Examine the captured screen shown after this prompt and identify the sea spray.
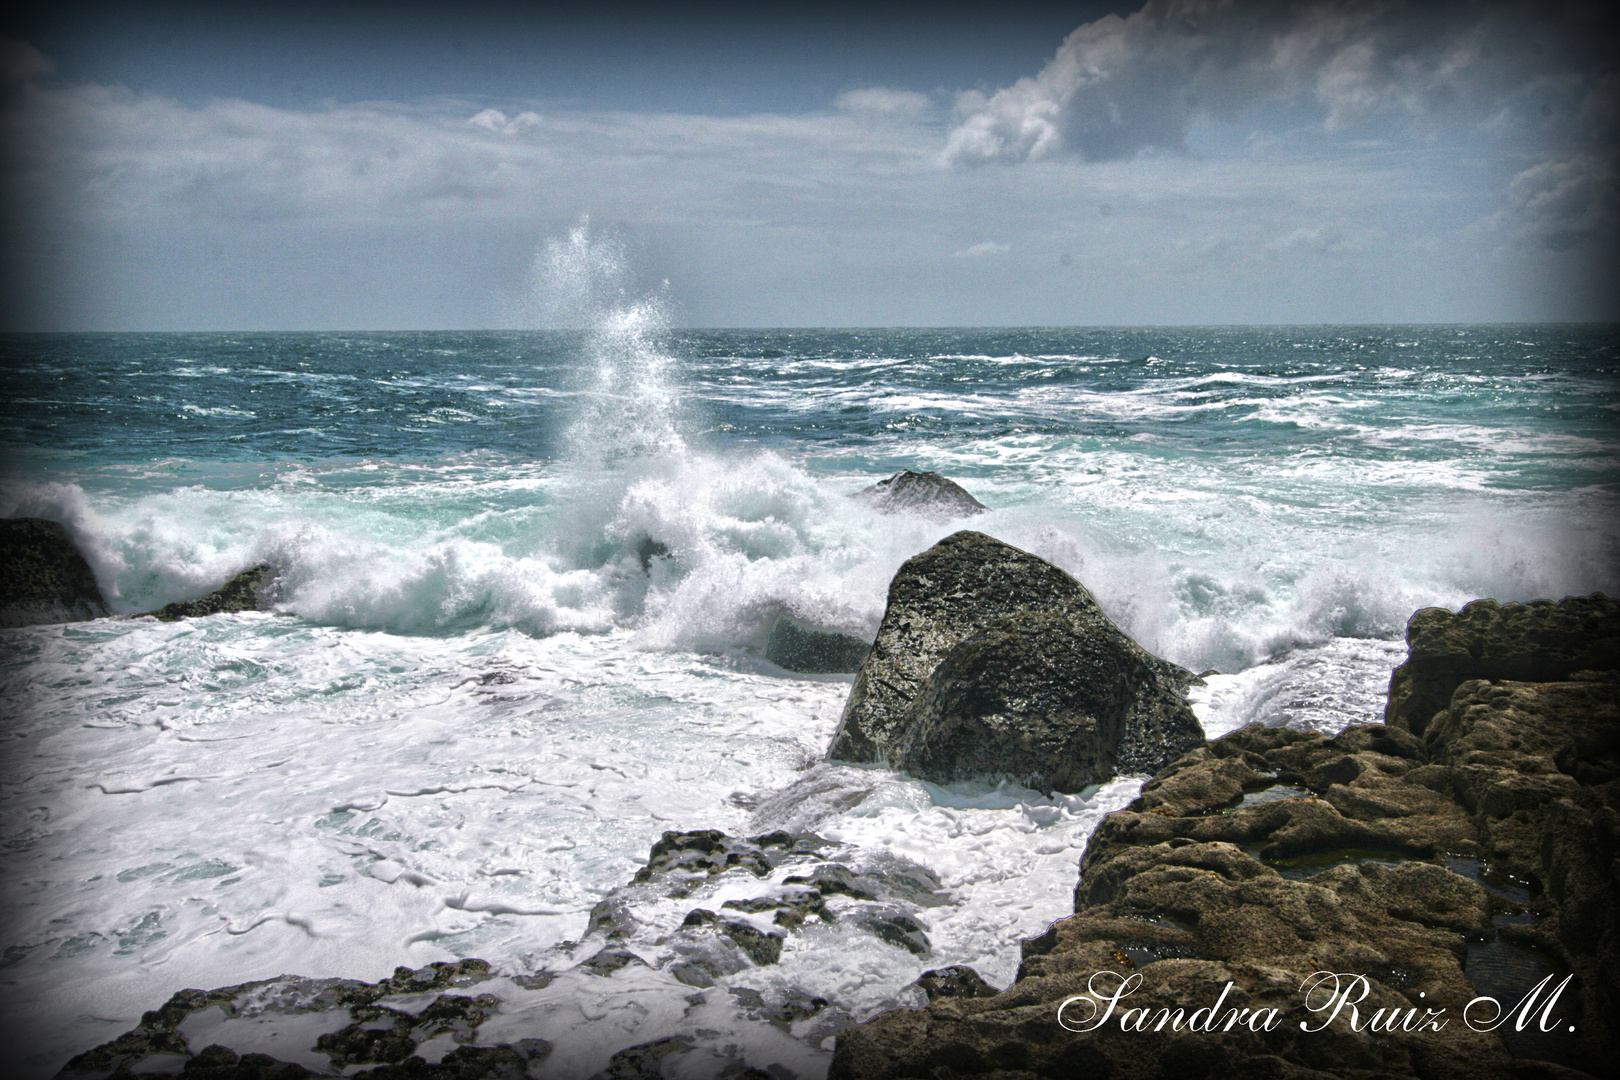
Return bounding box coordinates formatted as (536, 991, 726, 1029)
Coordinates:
(529, 219, 688, 471)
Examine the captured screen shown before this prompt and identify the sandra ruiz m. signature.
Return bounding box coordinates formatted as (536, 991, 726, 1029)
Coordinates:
(1057, 971, 1575, 1037)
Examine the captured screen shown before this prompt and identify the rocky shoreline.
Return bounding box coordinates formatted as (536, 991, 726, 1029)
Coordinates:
(828, 593, 1619, 1080)
(9, 514, 1619, 1079)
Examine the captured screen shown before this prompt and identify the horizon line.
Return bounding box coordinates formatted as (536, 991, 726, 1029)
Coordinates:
(5, 320, 1618, 335)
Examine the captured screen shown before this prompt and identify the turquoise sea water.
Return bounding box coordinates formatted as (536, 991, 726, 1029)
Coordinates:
(1, 319, 1616, 1076)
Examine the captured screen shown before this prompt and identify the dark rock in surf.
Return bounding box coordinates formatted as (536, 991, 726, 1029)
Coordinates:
(852, 470, 987, 519)
(764, 614, 872, 674)
(588, 1037, 697, 1080)
(0, 517, 109, 626)
(55, 960, 505, 1079)
(910, 965, 1000, 1002)
(894, 610, 1202, 791)
(1385, 593, 1620, 736)
(635, 536, 669, 572)
(827, 531, 1201, 791)
(147, 564, 277, 621)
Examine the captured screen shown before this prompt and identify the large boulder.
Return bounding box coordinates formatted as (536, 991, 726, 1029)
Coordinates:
(852, 470, 987, 519)
(1385, 594, 1620, 736)
(147, 564, 277, 621)
(0, 517, 108, 626)
(827, 531, 1202, 791)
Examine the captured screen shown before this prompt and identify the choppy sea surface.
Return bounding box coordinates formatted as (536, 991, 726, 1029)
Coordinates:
(2, 301, 1617, 1075)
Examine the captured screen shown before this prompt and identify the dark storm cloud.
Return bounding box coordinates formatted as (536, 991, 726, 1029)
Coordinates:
(944, 0, 1618, 166)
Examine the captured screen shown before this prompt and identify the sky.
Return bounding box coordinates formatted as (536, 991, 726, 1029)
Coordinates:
(1, 0, 1616, 329)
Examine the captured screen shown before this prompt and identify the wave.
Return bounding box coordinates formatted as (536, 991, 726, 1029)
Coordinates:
(7, 444, 1614, 686)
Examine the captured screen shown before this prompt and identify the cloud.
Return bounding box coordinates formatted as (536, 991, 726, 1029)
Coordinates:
(942, 0, 1618, 167)
(1, 22, 1612, 328)
(0, 73, 940, 232)
(1478, 153, 1618, 250)
(951, 240, 1010, 258)
(836, 87, 932, 119)
(1264, 223, 1383, 256)
(467, 108, 542, 135)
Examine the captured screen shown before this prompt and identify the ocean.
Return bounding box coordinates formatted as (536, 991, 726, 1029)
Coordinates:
(2, 263, 1617, 1075)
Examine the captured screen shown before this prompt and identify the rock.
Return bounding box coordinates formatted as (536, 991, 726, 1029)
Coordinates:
(54, 961, 499, 1079)
(0, 517, 108, 626)
(852, 470, 987, 519)
(827, 531, 1202, 791)
(763, 614, 872, 674)
(830, 629, 1620, 1079)
(853, 909, 931, 957)
(911, 966, 1000, 1002)
(1385, 594, 1620, 737)
(147, 564, 277, 621)
(629, 829, 826, 886)
(894, 610, 1203, 791)
(721, 891, 831, 931)
(588, 1036, 693, 1080)
(635, 536, 669, 572)
(1423, 674, 1620, 1066)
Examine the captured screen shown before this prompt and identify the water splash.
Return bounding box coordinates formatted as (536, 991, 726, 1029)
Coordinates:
(528, 218, 686, 470)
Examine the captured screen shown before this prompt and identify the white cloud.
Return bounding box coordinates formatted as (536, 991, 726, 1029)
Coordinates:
(1264, 223, 1384, 256)
(467, 108, 543, 135)
(952, 240, 1010, 258)
(0, 77, 940, 231)
(836, 87, 932, 119)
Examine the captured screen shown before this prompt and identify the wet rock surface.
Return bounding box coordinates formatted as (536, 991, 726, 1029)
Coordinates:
(910, 966, 1001, 1003)
(1385, 594, 1620, 737)
(851, 470, 987, 519)
(55, 960, 513, 1079)
(0, 517, 109, 626)
(146, 564, 279, 621)
(763, 614, 872, 674)
(830, 598, 1620, 1080)
(827, 531, 1202, 790)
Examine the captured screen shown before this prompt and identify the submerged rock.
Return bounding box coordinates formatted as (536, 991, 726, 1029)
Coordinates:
(851, 470, 986, 519)
(147, 564, 277, 621)
(635, 536, 669, 572)
(832, 607, 1620, 1080)
(763, 614, 872, 673)
(0, 517, 108, 626)
(581, 826, 944, 988)
(827, 531, 1202, 791)
(1385, 594, 1620, 737)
